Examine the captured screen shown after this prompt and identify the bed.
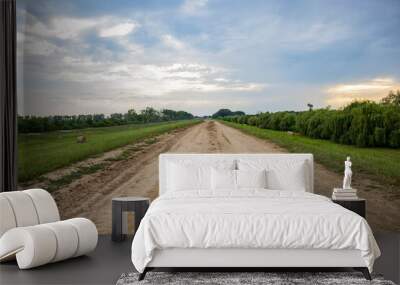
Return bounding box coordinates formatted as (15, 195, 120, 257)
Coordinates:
(131, 154, 380, 280)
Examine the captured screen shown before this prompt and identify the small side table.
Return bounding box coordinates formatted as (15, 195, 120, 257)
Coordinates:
(332, 198, 366, 218)
(112, 197, 150, 242)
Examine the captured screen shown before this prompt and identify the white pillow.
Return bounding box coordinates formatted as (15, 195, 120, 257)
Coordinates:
(167, 160, 236, 192)
(236, 169, 267, 189)
(167, 162, 211, 191)
(211, 168, 236, 191)
(267, 163, 306, 191)
(238, 159, 307, 191)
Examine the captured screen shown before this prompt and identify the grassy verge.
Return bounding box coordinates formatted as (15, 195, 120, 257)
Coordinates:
(221, 120, 400, 187)
(46, 163, 107, 192)
(18, 120, 201, 182)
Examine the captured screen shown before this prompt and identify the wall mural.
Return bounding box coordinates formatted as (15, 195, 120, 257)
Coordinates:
(16, 0, 400, 234)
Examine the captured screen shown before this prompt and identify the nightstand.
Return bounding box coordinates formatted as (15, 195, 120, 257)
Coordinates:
(112, 197, 150, 242)
(332, 198, 366, 218)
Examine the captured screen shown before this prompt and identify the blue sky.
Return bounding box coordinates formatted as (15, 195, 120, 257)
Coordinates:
(17, 0, 400, 116)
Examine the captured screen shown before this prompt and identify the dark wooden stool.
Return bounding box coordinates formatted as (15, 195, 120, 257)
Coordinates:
(112, 197, 150, 242)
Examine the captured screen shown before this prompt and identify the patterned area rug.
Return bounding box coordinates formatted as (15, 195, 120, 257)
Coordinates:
(116, 272, 395, 285)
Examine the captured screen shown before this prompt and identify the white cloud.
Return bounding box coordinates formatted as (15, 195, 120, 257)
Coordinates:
(17, 30, 61, 56)
(25, 12, 138, 41)
(26, 37, 59, 56)
(216, 14, 351, 57)
(21, 12, 143, 56)
(99, 21, 137, 37)
(28, 14, 99, 40)
(214, 78, 229, 82)
(18, 6, 268, 116)
(161, 34, 185, 50)
(279, 22, 349, 51)
(181, 0, 208, 15)
(325, 77, 400, 107)
(53, 58, 265, 96)
(115, 37, 143, 54)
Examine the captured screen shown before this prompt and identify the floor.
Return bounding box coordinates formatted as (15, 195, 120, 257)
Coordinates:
(0, 236, 133, 285)
(0, 233, 399, 285)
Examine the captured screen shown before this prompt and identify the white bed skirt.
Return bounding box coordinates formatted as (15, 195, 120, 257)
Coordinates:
(148, 248, 366, 268)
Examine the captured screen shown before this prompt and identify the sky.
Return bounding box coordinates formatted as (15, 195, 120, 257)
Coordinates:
(16, 0, 400, 116)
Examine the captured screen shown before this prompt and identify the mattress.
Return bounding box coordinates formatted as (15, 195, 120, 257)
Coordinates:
(131, 190, 380, 273)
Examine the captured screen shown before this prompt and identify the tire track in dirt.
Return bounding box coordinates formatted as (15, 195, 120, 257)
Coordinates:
(50, 120, 399, 233)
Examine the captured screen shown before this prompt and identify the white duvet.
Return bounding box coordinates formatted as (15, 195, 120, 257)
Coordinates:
(131, 190, 380, 273)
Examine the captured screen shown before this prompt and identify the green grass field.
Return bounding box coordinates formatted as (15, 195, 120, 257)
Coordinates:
(18, 120, 201, 182)
(221, 121, 400, 187)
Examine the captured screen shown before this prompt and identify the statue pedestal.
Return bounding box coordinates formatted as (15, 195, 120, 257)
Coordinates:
(332, 188, 358, 200)
(333, 188, 357, 192)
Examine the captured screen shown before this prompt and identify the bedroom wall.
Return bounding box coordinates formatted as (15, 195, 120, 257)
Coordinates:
(16, 0, 400, 233)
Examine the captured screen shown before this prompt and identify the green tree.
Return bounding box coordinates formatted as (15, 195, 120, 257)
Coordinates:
(381, 90, 400, 106)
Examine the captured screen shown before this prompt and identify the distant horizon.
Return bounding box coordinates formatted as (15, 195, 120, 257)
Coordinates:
(17, 93, 397, 118)
(17, 88, 400, 117)
(16, 0, 400, 117)
(16, 104, 312, 117)
(17, 106, 241, 118)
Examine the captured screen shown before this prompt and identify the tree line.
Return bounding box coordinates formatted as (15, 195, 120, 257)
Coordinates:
(211, 109, 245, 118)
(18, 107, 194, 133)
(221, 90, 400, 148)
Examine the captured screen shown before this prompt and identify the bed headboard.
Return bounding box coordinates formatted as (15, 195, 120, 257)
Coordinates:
(159, 153, 314, 195)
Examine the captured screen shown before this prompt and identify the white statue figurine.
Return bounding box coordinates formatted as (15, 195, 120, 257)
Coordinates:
(343, 156, 352, 189)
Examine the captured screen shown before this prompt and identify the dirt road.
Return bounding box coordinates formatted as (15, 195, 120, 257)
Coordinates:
(52, 120, 400, 233)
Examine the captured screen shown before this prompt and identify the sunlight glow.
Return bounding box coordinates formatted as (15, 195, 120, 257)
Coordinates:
(325, 78, 400, 107)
